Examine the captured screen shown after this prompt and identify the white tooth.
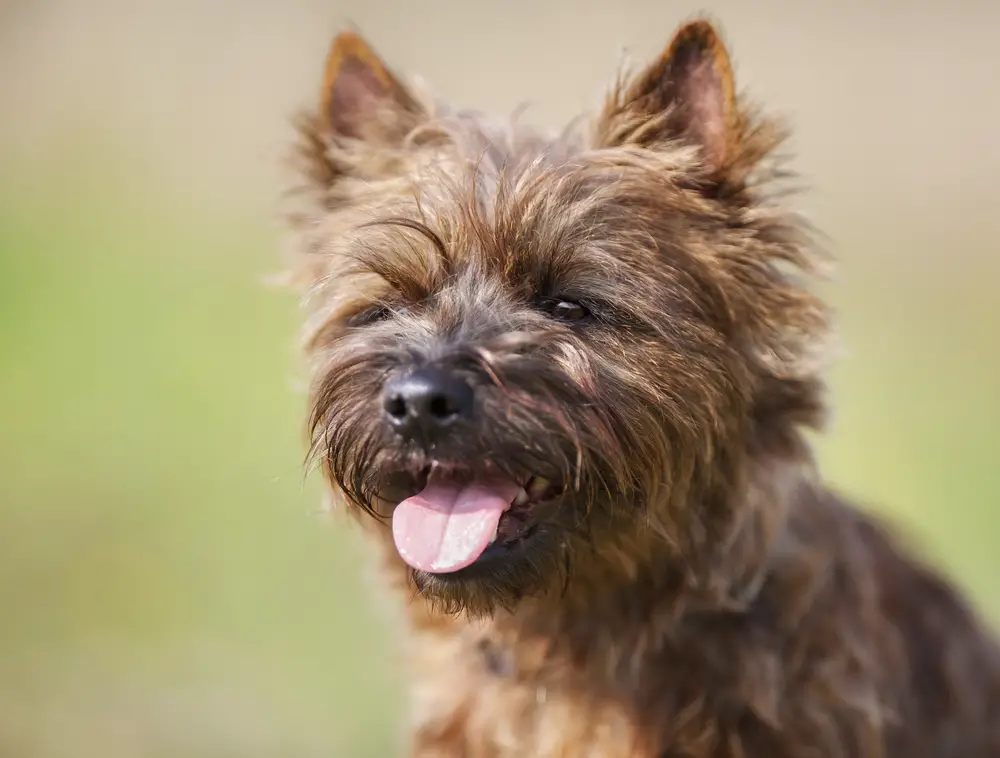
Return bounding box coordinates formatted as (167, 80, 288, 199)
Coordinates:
(514, 487, 529, 507)
(488, 523, 499, 545)
(527, 477, 550, 498)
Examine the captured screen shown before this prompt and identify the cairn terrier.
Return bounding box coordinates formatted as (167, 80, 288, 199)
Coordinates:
(282, 18, 1000, 757)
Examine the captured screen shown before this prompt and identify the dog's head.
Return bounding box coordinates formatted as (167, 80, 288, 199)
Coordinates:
(286, 21, 829, 617)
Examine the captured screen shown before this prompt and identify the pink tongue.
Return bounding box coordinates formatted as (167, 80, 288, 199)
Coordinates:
(391, 474, 520, 573)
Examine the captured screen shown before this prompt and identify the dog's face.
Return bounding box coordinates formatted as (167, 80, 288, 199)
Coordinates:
(289, 23, 827, 616)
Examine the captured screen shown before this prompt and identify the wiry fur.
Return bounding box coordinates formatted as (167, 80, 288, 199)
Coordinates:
(281, 21, 1000, 757)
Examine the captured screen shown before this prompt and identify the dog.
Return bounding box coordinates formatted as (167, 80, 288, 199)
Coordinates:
(282, 18, 1000, 757)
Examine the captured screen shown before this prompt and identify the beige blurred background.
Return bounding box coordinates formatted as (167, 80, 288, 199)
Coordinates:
(1, 1, 998, 756)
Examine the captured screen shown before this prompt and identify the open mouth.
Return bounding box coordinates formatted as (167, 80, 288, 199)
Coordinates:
(390, 467, 561, 574)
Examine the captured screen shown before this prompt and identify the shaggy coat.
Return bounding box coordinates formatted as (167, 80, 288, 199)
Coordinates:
(283, 19, 1000, 758)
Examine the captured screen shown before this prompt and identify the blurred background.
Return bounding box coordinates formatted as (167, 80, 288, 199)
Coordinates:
(1, 1, 998, 755)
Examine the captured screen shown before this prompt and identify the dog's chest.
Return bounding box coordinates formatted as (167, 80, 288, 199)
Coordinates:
(407, 632, 655, 758)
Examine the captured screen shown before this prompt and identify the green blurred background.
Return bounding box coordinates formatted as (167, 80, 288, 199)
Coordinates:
(1, 1, 997, 755)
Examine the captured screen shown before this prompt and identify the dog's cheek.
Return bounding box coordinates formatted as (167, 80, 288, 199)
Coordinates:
(549, 339, 602, 397)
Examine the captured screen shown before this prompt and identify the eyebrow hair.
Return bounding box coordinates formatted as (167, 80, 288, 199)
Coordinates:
(359, 216, 451, 265)
(345, 216, 453, 300)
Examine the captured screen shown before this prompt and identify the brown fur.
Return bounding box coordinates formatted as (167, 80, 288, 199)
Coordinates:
(281, 19, 1000, 757)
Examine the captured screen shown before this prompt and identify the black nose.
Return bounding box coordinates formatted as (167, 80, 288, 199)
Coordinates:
(382, 366, 474, 442)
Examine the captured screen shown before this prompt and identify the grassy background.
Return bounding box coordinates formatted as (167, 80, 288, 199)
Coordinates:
(1, 2, 997, 756)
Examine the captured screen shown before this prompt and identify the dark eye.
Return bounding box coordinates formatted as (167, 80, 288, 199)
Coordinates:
(549, 300, 589, 322)
(348, 304, 390, 327)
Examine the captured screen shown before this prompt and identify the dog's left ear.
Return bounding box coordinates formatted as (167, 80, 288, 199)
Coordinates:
(319, 31, 426, 140)
(597, 20, 741, 181)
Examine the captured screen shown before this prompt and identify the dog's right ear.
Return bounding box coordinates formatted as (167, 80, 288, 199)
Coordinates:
(596, 20, 747, 185)
(320, 31, 425, 140)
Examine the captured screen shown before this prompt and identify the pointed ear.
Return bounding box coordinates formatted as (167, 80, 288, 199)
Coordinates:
(599, 20, 741, 178)
(320, 31, 424, 140)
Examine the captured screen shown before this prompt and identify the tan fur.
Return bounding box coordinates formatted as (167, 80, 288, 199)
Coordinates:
(281, 20, 1000, 758)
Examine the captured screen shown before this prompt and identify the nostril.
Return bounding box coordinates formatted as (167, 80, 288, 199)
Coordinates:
(384, 393, 408, 420)
(428, 393, 458, 420)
